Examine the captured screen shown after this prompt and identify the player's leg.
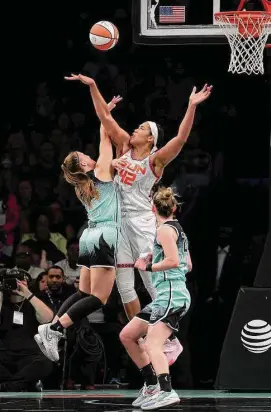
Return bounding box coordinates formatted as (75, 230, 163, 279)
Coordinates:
(120, 316, 150, 369)
(54, 266, 91, 323)
(142, 321, 180, 410)
(146, 321, 172, 377)
(119, 310, 160, 407)
(116, 219, 141, 319)
(38, 228, 91, 328)
(38, 227, 116, 361)
(34, 237, 91, 358)
(60, 226, 117, 325)
(51, 229, 92, 324)
(141, 307, 181, 410)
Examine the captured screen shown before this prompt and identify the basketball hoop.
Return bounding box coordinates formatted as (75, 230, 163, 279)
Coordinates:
(215, 11, 271, 75)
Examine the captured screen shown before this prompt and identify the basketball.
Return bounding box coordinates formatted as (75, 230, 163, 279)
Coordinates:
(89, 21, 119, 51)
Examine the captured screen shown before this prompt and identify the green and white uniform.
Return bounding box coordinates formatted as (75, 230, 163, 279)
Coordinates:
(78, 170, 121, 269)
(136, 220, 190, 331)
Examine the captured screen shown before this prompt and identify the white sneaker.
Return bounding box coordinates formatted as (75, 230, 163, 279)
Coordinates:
(132, 383, 160, 408)
(141, 389, 180, 410)
(38, 324, 63, 362)
(163, 338, 183, 366)
(34, 333, 50, 358)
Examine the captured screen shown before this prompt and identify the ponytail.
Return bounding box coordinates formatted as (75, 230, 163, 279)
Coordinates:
(153, 186, 178, 218)
(61, 163, 99, 207)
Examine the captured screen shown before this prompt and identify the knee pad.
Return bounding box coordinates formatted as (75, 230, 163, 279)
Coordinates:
(116, 267, 138, 304)
(67, 294, 103, 323)
(57, 289, 89, 317)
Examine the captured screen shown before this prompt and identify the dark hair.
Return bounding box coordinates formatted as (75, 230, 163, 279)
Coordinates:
(35, 271, 48, 283)
(153, 187, 178, 218)
(31, 271, 47, 294)
(21, 240, 42, 256)
(61, 151, 99, 207)
(156, 123, 164, 149)
(47, 265, 64, 276)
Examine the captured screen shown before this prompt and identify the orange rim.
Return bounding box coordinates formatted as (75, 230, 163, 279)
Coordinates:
(215, 11, 271, 38)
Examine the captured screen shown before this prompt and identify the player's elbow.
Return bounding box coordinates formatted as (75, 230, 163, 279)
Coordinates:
(169, 258, 179, 268)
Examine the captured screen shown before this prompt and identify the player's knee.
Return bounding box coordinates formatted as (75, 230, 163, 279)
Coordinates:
(116, 275, 138, 303)
(94, 295, 107, 305)
(144, 335, 154, 354)
(119, 326, 133, 347)
(121, 289, 138, 304)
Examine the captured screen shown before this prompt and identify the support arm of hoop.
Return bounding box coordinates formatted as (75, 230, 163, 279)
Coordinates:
(237, 0, 271, 12)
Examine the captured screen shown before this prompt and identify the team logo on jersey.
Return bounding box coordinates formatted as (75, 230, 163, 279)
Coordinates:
(119, 160, 147, 186)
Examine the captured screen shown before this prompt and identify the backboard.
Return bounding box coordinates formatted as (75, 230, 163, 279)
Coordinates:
(133, 0, 271, 45)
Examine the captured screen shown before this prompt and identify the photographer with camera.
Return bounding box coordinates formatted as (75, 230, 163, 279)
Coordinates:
(0, 268, 53, 391)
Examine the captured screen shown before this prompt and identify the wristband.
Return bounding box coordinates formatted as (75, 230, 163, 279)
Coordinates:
(146, 263, 153, 272)
(27, 293, 34, 302)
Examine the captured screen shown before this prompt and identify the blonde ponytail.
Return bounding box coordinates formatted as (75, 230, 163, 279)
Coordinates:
(61, 152, 99, 207)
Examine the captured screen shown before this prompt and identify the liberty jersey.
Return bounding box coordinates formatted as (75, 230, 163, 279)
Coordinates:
(136, 220, 191, 329)
(78, 171, 120, 269)
(152, 220, 189, 289)
(85, 171, 121, 227)
(114, 150, 159, 213)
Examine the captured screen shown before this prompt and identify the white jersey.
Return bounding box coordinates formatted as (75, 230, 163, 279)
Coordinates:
(114, 150, 159, 214)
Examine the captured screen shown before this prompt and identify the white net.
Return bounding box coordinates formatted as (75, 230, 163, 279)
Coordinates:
(215, 12, 271, 75)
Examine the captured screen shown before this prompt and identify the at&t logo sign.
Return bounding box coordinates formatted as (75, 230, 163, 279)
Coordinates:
(241, 319, 271, 354)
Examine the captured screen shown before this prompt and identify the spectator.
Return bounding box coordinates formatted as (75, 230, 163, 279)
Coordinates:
(49, 201, 75, 240)
(38, 266, 75, 313)
(0, 181, 20, 265)
(0, 152, 17, 194)
(33, 177, 56, 205)
(34, 141, 59, 183)
(17, 180, 37, 234)
(7, 131, 31, 175)
(0, 271, 53, 391)
(35, 82, 55, 119)
(32, 272, 48, 294)
(38, 266, 77, 389)
(56, 238, 80, 285)
(29, 130, 44, 155)
(21, 212, 67, 263)
(13, 243, 44, 280)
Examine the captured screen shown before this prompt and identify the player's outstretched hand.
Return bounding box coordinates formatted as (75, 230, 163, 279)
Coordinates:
(108, 95, 123, 112)
(112, 158, 127, 172)
(189, 84, 213, 106)
(64, 74, 95, 86)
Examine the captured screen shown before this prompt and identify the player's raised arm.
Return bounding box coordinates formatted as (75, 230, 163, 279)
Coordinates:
(152, 84, 212, 172)
(95, 124, 114, 181)
(65, 74, 130, 151)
